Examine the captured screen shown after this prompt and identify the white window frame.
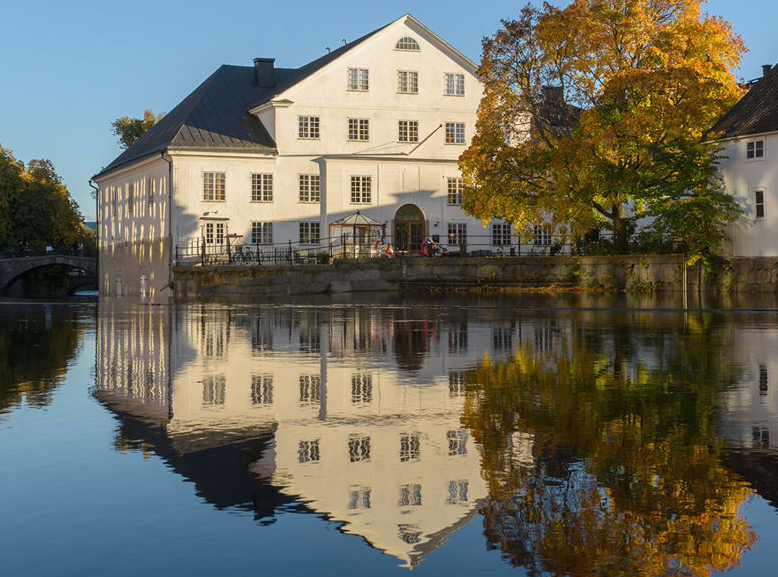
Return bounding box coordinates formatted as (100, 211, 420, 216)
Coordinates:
(447, 177, 463, 206)
(444, 73, 465, 96)
(350, 176, 372, 204)
(348, 118, 370, 141)
(299, 174, 321, 203)
(445, 122, 466, 145)
(127, 182, 134, 214)
(397, 70, 419, 94)
(298, 116, 320, 140)
(395, 37, 420, 51)
(251, 173, 273, 203)
(747, 140, 765, 160)
(147, 177, 155, 206)
(203, 172, 226, 201)
(447, 223, 467, 246)
(250, 221, 273, 245)
(347, 67, 369, 91)
(533, 224, 552, 246)
(398, 120, 419, 143)
(492, 223, 512, 246)
(755, 189, 766, 219)
(299, 222, 321, 245)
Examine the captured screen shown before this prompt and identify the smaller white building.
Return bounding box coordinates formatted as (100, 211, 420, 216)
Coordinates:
(715, 63, 778, 256)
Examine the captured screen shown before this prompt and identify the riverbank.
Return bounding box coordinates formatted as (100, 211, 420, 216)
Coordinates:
(170, 255, 778, 301)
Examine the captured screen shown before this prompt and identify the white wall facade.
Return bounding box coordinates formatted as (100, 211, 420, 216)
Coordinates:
(719, 132, 778, 256)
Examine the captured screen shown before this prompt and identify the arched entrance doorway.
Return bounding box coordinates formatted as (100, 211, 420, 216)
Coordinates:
(394, 204, 425, 253)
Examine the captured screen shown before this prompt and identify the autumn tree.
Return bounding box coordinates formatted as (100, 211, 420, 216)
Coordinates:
(462, 314, 758, 576)
(0, 144, 87, 252)
(460, 0, 745, 255)
(111, 109, 162, 149)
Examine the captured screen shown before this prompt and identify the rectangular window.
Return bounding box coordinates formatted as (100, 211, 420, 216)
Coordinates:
(202, 375, 226, 406)
(299, 222, 321, 245)
(147, 177, 155, 206)
(449, 371, 466, 397)
(251, 173, 273, 202)
(447, 223, 467, 246)
(128, 182, 134, 214)
(348, 435, 371, 462)
(755, 189, 765, 219)
(448, 325, 467, 354)
(298, 440, 320, 463)
(350, 176, 372, 204)
(446, 480, 469, 504)
(215, 222, 225, 245)
(347, 67, 369, 91)
(747, 140, 765, 159)
(533, 224, 552, 246)
(447, 177, 463, 205)
(445, 73, 465, 96)
(298, 116, 320, 139)
(445, 122, 466, 144)
(398, 484, 422, 507)
(204, 222, 214, 244)
(299, 375, 321, 405)
(399, 434, 421, 462)
(251, 221, 273, 245)
(203, 172, 226, 201)
(397, 70, 419, 94)
(348, 118, 369, 141)
(447, 430, 468, 456)
(398, 120, 419, 143)
(251, 374, 273, 405)
(493, 327, 513, 351)
(299, 174, 320, 203)
(492, 223, 511, 246)
(351, 373, 373, 404)
(348, 488, 372, 510)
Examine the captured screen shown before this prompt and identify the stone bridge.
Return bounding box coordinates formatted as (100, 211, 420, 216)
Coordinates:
(0, 255, 97, 295)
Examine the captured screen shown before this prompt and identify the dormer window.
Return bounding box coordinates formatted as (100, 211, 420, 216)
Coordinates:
(396, 37, 420, 51)
(747, 140, 765, 159)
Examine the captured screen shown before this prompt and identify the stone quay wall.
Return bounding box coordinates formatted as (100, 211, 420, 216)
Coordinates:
(170, 255, 778, 301)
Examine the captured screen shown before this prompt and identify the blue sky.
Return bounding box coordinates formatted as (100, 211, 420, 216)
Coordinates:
(1, 0, 775, 220)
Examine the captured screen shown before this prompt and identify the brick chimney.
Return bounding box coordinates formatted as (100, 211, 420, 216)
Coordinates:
(254, 58, 275, 88)
(763, 64, 773, 78)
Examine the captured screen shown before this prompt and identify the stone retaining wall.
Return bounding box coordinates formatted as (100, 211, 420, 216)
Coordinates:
(170, 255, 778, 301)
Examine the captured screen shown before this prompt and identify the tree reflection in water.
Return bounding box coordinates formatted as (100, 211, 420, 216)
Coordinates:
(463, 316, 758, 576)
(0, 304, 85, 416)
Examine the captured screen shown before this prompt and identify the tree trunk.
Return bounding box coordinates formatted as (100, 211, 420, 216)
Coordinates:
(612, 204, 629, 254)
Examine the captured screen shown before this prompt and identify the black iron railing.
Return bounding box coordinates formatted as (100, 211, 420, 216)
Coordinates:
(174, 233, 580, 267)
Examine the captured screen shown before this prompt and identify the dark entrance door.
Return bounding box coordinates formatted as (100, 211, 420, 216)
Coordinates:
(394, 205, 425, 253)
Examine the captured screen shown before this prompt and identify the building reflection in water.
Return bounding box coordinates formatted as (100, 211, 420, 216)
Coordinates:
(95, 302, 534, 568)
(94, 302, 777, 573)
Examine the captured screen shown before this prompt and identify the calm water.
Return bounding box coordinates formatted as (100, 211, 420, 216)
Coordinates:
(1, 297, 777, 576)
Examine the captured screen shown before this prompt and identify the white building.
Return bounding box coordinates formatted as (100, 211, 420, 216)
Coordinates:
(715, 63, 778, 256)
(93, 15, 539, 298)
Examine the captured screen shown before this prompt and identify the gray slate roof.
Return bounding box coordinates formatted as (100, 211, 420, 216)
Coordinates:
(95, 24, 387, 178)
(713, 64, 778, 139)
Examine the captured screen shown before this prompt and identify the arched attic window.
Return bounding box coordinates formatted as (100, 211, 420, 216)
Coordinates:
(395, 37, 420, 51)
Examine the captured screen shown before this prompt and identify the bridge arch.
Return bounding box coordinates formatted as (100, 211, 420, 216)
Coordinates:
(0, 256, 97, 296)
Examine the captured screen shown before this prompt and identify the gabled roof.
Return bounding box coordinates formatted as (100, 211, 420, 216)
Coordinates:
(713, 64, 778, 139)
(95, 14, 479, 179)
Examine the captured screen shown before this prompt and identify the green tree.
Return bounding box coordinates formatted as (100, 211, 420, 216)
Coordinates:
(460, 0, 745, 256)
(111, 109, 161, 149)
(0, 144, 87, 252)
